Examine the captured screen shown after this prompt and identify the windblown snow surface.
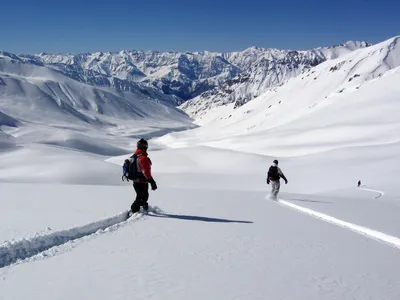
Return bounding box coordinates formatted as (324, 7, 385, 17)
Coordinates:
(1, 36, 400, 300)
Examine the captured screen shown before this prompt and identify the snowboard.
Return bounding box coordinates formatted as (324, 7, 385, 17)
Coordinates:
(126, 205, 162, 220)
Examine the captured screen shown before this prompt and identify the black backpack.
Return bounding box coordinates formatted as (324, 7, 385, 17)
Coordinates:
(122, 155, 144, 181)
(268, 166, 280, 181)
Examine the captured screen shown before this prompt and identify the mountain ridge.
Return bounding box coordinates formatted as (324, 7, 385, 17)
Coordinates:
(18, 40, 370, 105)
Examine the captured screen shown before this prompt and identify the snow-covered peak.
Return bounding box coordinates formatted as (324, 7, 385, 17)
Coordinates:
(159, 36, 400, 159)
(0, 50, 192, 129)
(181, 40, 372, 119)
(0, 51, 24, 62)
(21, 39, 369, 103)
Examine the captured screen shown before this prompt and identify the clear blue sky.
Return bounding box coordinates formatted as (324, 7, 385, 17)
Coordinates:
(1, 0, 399, 54)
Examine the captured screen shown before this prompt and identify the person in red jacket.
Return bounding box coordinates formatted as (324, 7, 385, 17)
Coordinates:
(129, 138, 157, 214)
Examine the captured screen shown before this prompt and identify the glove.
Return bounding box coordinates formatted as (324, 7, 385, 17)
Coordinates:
(266, 178, 270, 184)
(148, 177, 158, 191)
(122, 175, 129, 182)
(284, 179, 288, 184)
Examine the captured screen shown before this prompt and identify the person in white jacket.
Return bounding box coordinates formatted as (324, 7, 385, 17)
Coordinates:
(267, 160, 288, 200)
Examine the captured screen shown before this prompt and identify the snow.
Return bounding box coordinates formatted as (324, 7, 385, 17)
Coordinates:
(2, 141, 400, 299)
(1, 36, 400, 299)
(277, 198, 400, 249)
(181, 41, 371, 118)
(0, 111, 19, 127)
(0, 129, 16, 151)
(0, 206, 131, 268)
(21, 40, 369, 105)
(1, 174, 400, 299)
(159, 37, 400, 157)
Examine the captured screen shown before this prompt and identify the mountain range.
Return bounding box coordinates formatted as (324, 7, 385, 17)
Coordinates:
(19, 41, 369, 109)
(2, 37, 399, 149)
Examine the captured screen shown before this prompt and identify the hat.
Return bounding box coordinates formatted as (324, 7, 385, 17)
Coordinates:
(137, 138, 148, 150)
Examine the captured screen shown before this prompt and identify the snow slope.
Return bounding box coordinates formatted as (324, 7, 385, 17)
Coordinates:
(0, 129, 16, 151)
(1, 144, 400, 300)
(0, 51, 191, 126)
(0, 49, 195, 162)
(181, 41, 370, 118)
(158, 36, 400, 153)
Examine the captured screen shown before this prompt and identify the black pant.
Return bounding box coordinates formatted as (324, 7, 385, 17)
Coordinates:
(131, 182, 149, 213)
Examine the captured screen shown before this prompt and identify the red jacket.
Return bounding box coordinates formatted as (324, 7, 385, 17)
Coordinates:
(134, 148, 152, 182)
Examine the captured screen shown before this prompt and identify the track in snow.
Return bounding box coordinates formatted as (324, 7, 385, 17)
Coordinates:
(0, 210, 146, 269)
(360, 187, 385, 199)
(277, 199, 400, 250)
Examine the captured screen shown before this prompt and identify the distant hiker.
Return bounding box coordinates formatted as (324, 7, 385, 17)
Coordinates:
(266, 159, 288, 200)
(358, 180, 361, 187)
(122, 138, 157, 215)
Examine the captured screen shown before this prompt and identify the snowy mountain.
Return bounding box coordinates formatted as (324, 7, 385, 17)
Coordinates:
(0, 50, 194, 157)
(0, 50, 191, 126)
(158, 36, 400, 157)
(23, 50, 240, 103)
(181, 41, 371, 120)
(22, 41, 369, 109)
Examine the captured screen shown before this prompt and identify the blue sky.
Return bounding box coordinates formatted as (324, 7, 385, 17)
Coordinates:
(1, 0, 399, 54)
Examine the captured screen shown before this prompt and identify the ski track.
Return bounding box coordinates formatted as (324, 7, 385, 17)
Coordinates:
(360, 187, 385, 199)
(277, 199, 400, 250)
(0, 209, 155, 269)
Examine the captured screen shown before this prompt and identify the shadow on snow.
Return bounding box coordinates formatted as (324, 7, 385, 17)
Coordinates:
(150, 212, 253, 224)
(285, 198, 332, 204)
